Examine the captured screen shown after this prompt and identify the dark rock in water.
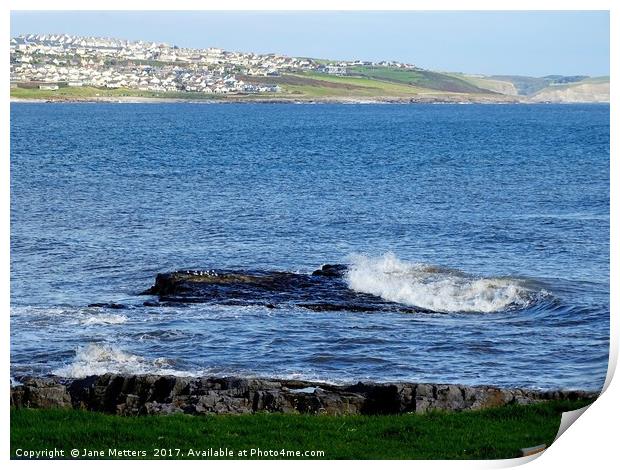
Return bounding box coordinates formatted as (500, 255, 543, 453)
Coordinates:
(299, 303, 379, 313)
(299, 303, 422, 313)
(142, 270, 315, 297)
(311, 264, 348, 277)
(140, 265, 433, 314)
(88, 303, 127, 310)
(10, 374, 597, 416)
(142, 300, 160, 307)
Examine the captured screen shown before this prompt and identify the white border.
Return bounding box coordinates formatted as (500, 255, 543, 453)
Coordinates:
(2, 1, 616, 469)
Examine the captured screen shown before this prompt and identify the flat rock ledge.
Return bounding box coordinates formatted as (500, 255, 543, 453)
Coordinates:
(10, 374, 596, 416)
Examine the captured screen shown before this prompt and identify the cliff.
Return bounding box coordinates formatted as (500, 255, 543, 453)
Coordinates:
(529, 80, 610, 103)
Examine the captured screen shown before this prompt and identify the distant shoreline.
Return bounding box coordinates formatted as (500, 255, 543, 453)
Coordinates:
(9, 93, 522, 105)
(9, 96, 609, 105)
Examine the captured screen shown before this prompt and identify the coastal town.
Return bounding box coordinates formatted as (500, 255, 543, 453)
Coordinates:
(10, 33, 415, 95)
(10, 33, 609, 103)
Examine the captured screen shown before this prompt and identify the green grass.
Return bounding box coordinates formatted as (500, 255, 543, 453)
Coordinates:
(296, 71, 429, 94)
(11, 400, 591, 460)
(11, 69, 471, 102)
(449, 74, 520, 95)
(242, 71, 434, 99)
(486, 75, 552, 96)
(282, 84, 415, 98)
(347, 66, 490, 94)
(10, 85, 243, 101)
(10, 85, 285, 102)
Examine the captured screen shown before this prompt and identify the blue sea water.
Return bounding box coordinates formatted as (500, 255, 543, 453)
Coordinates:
(10, 103, 610, 390)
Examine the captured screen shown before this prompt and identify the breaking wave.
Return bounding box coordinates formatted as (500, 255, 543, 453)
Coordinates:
(52, 344, 200, 378)
(346, 253, 546, 313)
(81, 313, 128, 325)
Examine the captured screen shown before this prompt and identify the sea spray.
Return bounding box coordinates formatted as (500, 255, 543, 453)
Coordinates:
(52, 343, 200, 378)
(81, 313, 128, 326)
(345, 253, 540, 313)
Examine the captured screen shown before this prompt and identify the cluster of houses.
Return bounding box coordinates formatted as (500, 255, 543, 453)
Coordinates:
(10, 33, 416, 94)
(316, 60, 415, 76)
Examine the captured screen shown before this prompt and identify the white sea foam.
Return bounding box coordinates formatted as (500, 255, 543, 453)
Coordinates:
(10, 377, 23, 387)
(52, 344, 201, 378)
(346, 253, 541, 313)
(81, 313, 128, 325)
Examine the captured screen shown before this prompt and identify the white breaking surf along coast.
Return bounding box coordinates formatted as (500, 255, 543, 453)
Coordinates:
(345, 253, 545, 313)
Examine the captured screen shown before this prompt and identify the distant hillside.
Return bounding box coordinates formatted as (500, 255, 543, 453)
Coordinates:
(487, 75, 589, 96)
(529, 78, 610, 103)
(346, 66, 492, 94)
(450, 74, 609, 103)
(451, 75, 519, 96)
(9, 33, 609, 104)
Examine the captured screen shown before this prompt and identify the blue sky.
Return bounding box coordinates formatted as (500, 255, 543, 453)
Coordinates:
(10, 11, 610, 76)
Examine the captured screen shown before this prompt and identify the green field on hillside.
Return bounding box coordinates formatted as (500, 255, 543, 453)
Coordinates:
(10, 85, 227, 101)
(449, 74, 518, 95)
(241, 71, 434, 98)
(12, 68, 482, 101)
(347, 66, 490, 94)
(485, 75, 549, 95)
(283, 72, 430, 97)
(11, 400, 590, 460)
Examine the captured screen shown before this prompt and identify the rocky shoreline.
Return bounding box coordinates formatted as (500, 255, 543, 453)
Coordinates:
(11, 95, 610, 106)
(10, 94, 527, 105)
(10, 374, 597, 416)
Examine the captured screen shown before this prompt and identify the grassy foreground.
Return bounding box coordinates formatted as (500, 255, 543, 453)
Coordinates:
(11, 400, 590, 460)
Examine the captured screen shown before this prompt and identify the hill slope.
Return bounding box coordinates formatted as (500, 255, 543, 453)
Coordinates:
(346, 66, 492, 94)
(529, 78, 609, 103)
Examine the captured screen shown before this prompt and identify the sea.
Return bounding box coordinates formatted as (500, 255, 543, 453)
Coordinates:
(10, 102, 610, 391)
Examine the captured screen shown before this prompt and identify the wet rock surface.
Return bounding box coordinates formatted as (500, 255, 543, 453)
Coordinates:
(10, 374, 596, 416)
(139, 265, 433, 313)
(87, 303, 128, 310)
